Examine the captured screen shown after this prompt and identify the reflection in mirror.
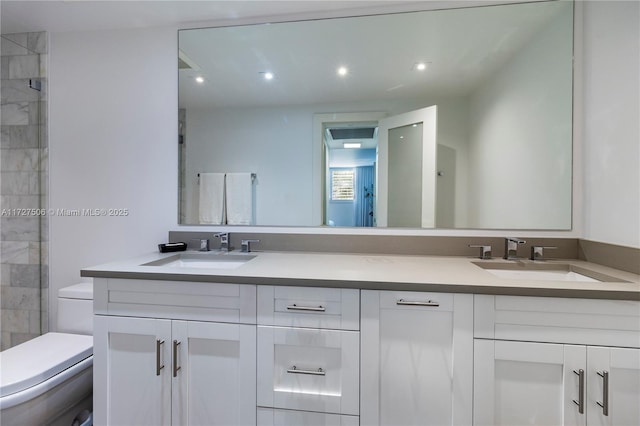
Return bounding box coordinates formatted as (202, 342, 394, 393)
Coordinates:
(178, 1, 574, 229)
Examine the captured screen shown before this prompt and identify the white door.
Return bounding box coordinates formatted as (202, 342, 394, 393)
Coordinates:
(587, 346, 640, 426)
(474, 340, 586, 426)
(376, 105, 437, 227)
(94, 315, 172, 426)
(172, 320, 256, 426)
(361, 291, 472, 426)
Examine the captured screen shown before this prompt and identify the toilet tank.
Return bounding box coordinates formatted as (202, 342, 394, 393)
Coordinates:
(57, 282, 93, 335)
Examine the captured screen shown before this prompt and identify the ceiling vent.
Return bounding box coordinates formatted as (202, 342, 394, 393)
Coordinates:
(328, 127, 376, 140)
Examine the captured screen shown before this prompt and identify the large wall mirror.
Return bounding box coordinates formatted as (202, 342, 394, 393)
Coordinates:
(178, 0, 573, 229)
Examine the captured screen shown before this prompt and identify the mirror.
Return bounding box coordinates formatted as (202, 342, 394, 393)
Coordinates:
(178, 0, 574, 229)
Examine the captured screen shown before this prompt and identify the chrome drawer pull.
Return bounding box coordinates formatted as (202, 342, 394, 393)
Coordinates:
(396, 299, 440, 307)
(287, 366, 326, 376)
(572, 369, 585, 414)
(286, 304, 326, 312)
(156, 339, 165, 376)
(596, 371, 609, 416)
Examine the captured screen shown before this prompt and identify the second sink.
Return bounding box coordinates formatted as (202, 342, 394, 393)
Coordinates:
(143, 252, 256, 270)
(472, 262, 625, 283)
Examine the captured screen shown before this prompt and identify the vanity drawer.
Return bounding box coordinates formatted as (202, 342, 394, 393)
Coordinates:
(257, 408, 358, 426)
(258, 286, 359, 330)
(474, 295, 640, 347)
(257, 326, 359, 415)
(93, 278, 257, 324)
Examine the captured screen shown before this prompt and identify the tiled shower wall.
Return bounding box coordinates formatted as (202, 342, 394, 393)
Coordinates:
(0, 32, 48, 350)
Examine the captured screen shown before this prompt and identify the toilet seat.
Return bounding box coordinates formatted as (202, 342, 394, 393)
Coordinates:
(0, 333, 93, 409)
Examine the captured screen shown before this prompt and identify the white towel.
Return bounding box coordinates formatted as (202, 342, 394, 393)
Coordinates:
(225, 173, 253, 225)
(198, 173, 225, 224)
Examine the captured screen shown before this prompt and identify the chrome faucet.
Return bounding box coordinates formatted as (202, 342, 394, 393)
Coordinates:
(504, 237, 526, 260)
(214, 232, 230, 252)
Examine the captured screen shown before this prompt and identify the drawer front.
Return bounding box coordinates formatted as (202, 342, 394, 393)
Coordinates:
(474, 294, 640, 348)
(94, 278, 257, 324)
(257, 326, 359, 415)
(258, 286, 359, 330)
(257, 408, 358, 426)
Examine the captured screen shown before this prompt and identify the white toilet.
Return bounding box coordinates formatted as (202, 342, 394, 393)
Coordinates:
(0, 283, 94, 426)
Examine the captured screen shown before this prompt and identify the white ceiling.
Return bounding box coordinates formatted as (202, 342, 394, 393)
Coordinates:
(1, 1, 430, 34)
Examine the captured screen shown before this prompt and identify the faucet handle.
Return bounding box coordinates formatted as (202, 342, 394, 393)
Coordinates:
(214, 232, 230, 251)
(530, 246, 557, 261)
(241, 239, 260, 253)
(191, 238, 210, 251)
(469, 244, 492, 260)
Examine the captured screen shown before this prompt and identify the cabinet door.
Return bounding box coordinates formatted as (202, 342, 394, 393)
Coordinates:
(94, 315, 172, 426)
(257, 326, 359, 416)
(172, 320, 256, 426)
(587, 347, 640, 426)
(474, 340, 586, 426)
(361, 291, 473, 426)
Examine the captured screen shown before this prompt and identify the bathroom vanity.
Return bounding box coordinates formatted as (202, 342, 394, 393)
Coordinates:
(83, 250, 640, 426)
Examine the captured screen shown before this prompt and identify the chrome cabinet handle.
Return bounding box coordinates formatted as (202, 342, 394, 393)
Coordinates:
(287, 366, 326, 376)
(173, 340, 182, 377)
(156, 339, 165, 376)
(572, 369, 585, 414)
(286, 304, 326, 312)
(396, 299, 440, 307)
(596, 371, 609, 416)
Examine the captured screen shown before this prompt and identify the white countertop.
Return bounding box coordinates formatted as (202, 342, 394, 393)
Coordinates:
(81, 250, 640, 300)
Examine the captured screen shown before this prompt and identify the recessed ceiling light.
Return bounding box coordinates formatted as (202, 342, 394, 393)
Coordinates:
(343, 142, 361, 149)
(195, 76, 205, 83)
(414, 62, 428, 71)
(337, 66, 349, 77)
(259, 71, 274, 81)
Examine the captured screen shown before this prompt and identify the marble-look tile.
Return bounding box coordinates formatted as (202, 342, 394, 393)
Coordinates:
(1, 195, 40, 209)
(1, 35, 28, 56)
(0, 217, 40, 241)
(29, 101, 46, 125)
(10, 264, 40, 288)
(29, 241, 41, 264)
(39, 124, 48, 148)
(0, 172, 31, 195)
(28, 32, 47, 54)
(1, 332, 11, 351)
(0, 264, 8, 286)
(39, 147, 48, 172)
(29, 171, 41, 194)
(0, 79, 41, 102)
(1, 148, 39, 172)
(1, 308, 30, 333)
(1, 241, 30, 264)
(1, 102, 29, 125)
(1, 286, 39, 310)
(1, 125, 39, 148)
(29, 309, 41, 334)
(39, 53, 48, 78)
(11, 333, 39, 346)
(9, 55, 40, 79)
(1, 57, 8, 79)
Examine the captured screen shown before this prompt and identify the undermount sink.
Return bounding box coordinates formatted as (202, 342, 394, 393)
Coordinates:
(143, 252, 256, 270)
(472, 262, 625, 283)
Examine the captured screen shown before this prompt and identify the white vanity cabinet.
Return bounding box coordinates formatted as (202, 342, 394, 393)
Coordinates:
(256, 286, 360, 424)
(473, 295, 640, 426)
(360, 290, 474, 426)
(93, 278, 257, 426)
